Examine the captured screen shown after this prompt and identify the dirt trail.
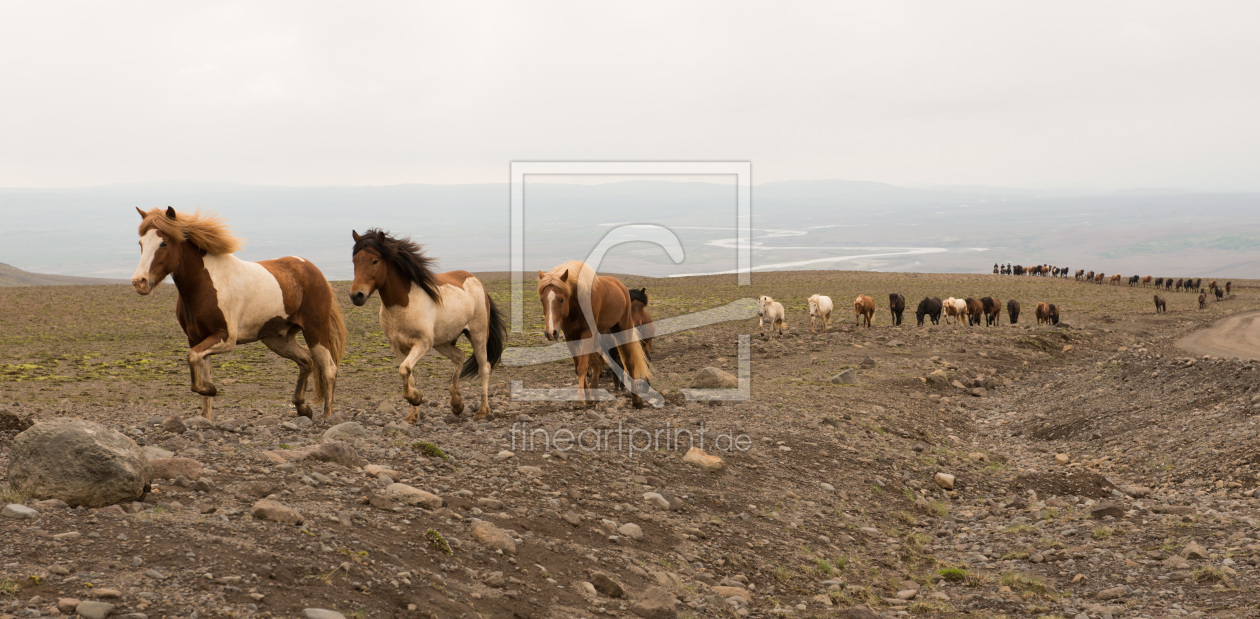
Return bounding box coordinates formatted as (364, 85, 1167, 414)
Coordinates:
(1176, 309, 1260, 360)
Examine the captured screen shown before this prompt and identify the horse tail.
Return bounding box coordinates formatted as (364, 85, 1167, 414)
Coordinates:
(313, 280, 346, 408)
(617, 336, 652, 382)
(462, 293, 505, 379)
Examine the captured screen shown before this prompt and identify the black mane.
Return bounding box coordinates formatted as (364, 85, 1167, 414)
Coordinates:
(629, 287, 648, 305)
(353, 228, 441, 301)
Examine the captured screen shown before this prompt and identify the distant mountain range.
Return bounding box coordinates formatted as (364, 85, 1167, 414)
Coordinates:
(0, 262, 126, 287)
(1, 179, 1257, 281)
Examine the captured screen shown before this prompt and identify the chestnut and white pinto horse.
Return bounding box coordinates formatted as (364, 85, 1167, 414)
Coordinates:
(758, 295, 786, 338)
(131, 207, 345, 421)
(350, 229, 505, 423)
(943, 297, 967, 325)
(808, 294, 833, 333)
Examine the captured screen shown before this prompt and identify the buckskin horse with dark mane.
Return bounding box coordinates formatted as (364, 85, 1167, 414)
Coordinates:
(538, 261, 652, 408)
(131, 207, 346, 421)
(350, 229, 505, 423)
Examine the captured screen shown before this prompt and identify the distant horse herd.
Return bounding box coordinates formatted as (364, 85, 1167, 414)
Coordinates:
(756, 290, 1057, 339)
(994, 262, 1233, 314)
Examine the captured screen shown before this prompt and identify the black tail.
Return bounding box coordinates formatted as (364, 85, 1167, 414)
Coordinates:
(462, 295, 506, 379)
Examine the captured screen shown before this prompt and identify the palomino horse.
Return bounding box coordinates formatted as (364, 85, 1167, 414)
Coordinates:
(350, 230, 505, 422)
(758, 295, 786, 337)
(807, 294, 833, 333)
(538, 261, 651, 408)
(131, 207, 345, 421)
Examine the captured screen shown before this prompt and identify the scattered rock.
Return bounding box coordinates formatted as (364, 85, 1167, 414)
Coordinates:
(691, 367, 738, 389)
(160, 416, 187, 434)
(590, 572, 625, 598)
(1, 503, 39, 519)
(1096, 586, 1128, 600)
(631, 586, 678, 618)
(470, 520, 517, 554)
(250, 499, 304, 525)
(1089, 501, 1124, 519)
(75, 601, 115, 619)
(831, 369, 858, 384)
(1181, 541, 1209, 560)
(7, 418, 152, 507)
(322, 421, 368, 441)
(383, 483, 443, 509)
(681, 447, 724, 473)
(302, 610, 346, 619)
(617, 522, 644, 540)
(934, 472, 955, 490)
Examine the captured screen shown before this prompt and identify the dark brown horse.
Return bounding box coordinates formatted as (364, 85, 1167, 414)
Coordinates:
(889, 293, 906, 326)
(915, 297, 942, 325)
(980, 297, 1001, 326)
(538, 261, 651, 407)
(1007, 299, 1021, 324)
(964, 298, 984, 326)
(131, 207, 345, 421)
(1154, 295, 1166, 313)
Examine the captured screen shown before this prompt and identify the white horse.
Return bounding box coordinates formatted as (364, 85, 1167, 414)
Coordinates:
(758, 295, 786, 338)
(808, 294, 833, 333)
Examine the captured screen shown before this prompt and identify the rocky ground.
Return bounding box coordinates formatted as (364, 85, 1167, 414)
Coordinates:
(2, 271, 1259, 618)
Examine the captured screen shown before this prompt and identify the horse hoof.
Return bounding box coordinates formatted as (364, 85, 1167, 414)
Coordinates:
(451, 402, 464, 415)
(193, 385, 217, 397)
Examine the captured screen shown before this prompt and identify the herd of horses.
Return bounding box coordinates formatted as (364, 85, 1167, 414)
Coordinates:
(130, 208, 663, 421)
(995, 262, 1234, 313)
(758, 291, 1060, 338)
(125, 208, 1240, 423)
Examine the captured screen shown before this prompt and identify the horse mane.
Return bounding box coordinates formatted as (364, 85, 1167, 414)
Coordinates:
(139, 207, 242, 255)
(629, 288, 648, 305)
(353, 228, 441, 301)
(538, 260, 595, 301)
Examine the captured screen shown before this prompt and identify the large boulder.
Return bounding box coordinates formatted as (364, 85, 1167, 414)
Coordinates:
(7, 418, 151, 507)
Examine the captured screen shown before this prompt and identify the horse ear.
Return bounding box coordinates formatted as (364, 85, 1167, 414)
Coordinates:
(352, 230, 362, 242)
(559, 270, 569, 283)
(135, 206, 147, 219)
(537, 270, 545, 280)
(165, 206, 177, 220)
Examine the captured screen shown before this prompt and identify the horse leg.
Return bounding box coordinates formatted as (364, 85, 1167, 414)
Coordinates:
(467, 325, 493, 420)
(399, 343, 430, 424)
(262, 332, 316, 418)
(574, 352, 593, 407)
(187, 333, 234, 421)
(433, 343, 466, 416)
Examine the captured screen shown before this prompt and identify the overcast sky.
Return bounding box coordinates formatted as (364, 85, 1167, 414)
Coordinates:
(2, 2, 1258, 191)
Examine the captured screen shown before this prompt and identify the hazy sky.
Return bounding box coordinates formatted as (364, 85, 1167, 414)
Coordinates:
(2, 2, 1258, 190)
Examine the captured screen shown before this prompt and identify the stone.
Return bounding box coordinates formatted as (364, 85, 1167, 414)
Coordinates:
(1095, 586, 1127, 600)
(383, 483, 443, 509)
(1181, 541, 1209, 560)
(306, 441, 361, 466)
(7, 418, 152, 507)
(57, 598, 80, 614)
(363, 464, 400, 478)
(250, 499, 304, 525)
(643, 492, 671, 509)
(1089, 502, 1124, 519)
(711, 585, 751, 603)
(476, 498, 504, 510)
(934, 472, 955, 490)
(160, 416, 186, 434)
(1054, 453, 1070, 465)
(681, 447, 724, 473)
(493, 450, 515, 462)
(75, 601, 115, 619)
(691, 367, 738, 389)
(141, 445, 174, 460)
(93, 588, 122, 599)
(322, 422, 368, 441)
(590, 572, 625, 598)
(470, 520, 516, 554)
(842, 607, 880, 619)
(631, 586, 679, 618)
(618, 522, 644, 540)
(1162, 555, 1191, 569)
(831, 369, 858, 385)
(148, 457, 203, 481)
(1, 503, 39, 519)
(895, 589, 918, 600)
(302, 611, 346, 619)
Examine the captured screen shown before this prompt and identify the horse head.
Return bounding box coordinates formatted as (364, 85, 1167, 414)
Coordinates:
(132, 206, 183, 295)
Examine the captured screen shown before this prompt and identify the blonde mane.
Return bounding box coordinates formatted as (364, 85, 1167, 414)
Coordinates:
(537, 260, 596, 300)
(138, 207, 242, 255)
